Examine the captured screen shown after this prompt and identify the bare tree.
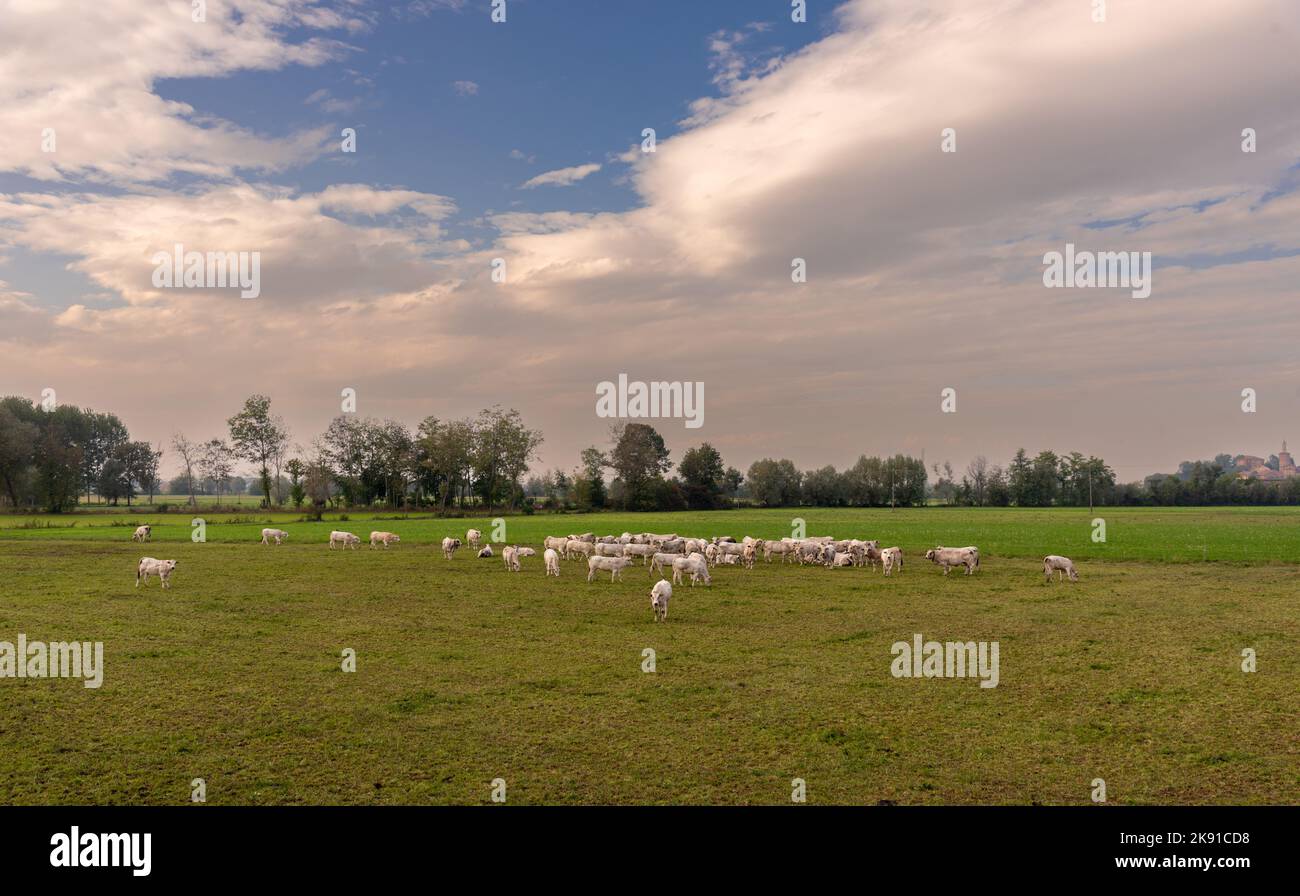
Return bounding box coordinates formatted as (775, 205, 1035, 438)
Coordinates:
(171, 433, 201, 505)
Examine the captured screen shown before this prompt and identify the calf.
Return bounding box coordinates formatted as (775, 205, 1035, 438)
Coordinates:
(136, 557, 177, 589)
(261, 528, 289, 545)
(440, 536, 462, 559)
(544, 548, 561, 576)
(502, 545, 519, 571)
(650, 579, 671, 621)
(131, 525, 152, 543)
(881, 547, 903, 576)
(587, 555, 635, 583)
(466, 528, 483, 549)
(1043, 555, 1079, 583)
(329, 530, 361, 550)
(369, 531, 400, 549)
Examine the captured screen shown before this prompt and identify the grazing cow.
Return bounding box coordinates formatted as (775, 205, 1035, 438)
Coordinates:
(764, 540, 793, 563)
(466, 529, 483, 549)
(565, 539, 596, 561)
(683, 538, 708, 555)
(136, 557, 177, 589)
(587, 555, 635, 583)
(329, 531, 361, 550)
(478, 545, 494, 558)
(925, 546, 979, 575)
(369, 531, 400, 549)
(544, 548, 561, 576)
(131, 525, 152, 543)
(623, 543, 655, 564)
(440, 537, 462, 560)
(1043, 555, 1079, 583)
(594, 543, 626, 558)
(544, 536, 569, 555)
(650, 579, 671, 621)
(715, 542, 745, 561)
(881, 547, 903, 576)
(795, 542, 825, 565)
(261, 528, 288, 545)
(648, 552, 683, 576)
(656, 538, 686, 554)
(671, 553, 711, 587)
(716, 553, 739, 565)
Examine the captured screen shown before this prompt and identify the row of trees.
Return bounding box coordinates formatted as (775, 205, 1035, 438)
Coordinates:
(523, 422, 929, 511)
(0, 397, 161, 511)
(10, 391, 1300, 512)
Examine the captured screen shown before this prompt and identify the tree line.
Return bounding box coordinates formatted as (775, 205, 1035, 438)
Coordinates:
(5, 391, 1299, 512)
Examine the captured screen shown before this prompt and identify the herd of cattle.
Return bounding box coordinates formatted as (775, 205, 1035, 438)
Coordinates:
(128, 523, 1082, 619)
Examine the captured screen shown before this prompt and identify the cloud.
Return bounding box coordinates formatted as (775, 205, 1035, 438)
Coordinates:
(5, 0, 1300, 480)
(453, 80, 480, 97)
(520, 164, 602, 190)
(0, 0, 358, 185)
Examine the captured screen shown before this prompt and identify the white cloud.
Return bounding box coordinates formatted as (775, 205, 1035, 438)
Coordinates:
(520, 163, 602, 190)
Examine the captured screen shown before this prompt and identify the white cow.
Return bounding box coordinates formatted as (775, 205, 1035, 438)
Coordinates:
(261, 528, 288, 545)
(648, 552, 682, 576)
(587, 555, 635, 583)
(478, 545, 494, 558)
(832, 552, 856, 567)
(741, 543, 758, 569)
(650, 579, 671, 622)
(925, 546, 979, 575)
(671, 553, 711, 587)
(565, 539, 596, 561)
(594, 543, 626, 558)
(881, 547, 903, 576)
(544, 535, 569, 555)
(329, 530, 361, 550)
(136, 557, 177, 589)
(764, 540, 793, 563)
(466, 528, 483, 549)
(502, 545, 521, 572)
(544, 548, 561, 576)
(131, 525, 152, 543)
(623, 543, 655, 564)
(440, 537, 462, 559)
(1043, 555, 1079, 583)
(369, 531, 400, 549)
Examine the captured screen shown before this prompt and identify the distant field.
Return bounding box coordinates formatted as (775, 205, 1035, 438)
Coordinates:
(5, 505, 1300, 563)
(0, 506, 1296, 805)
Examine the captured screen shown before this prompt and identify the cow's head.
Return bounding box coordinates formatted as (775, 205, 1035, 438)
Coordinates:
(924, 550, 936, 561)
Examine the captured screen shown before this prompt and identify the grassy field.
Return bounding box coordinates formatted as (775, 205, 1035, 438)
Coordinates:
(0, 507, 1297, 805)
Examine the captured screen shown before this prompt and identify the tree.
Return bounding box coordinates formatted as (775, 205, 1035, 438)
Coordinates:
(608, 422, 671, 510)
(0, 402, 37, 507)
(577, 447, 608, 509)
(200, 439, 235, 504)
(678, 443, 726, 509)
(286, 458, 307, 508)
(1008, 449, 1031, 506)
(171, 433, 201, 505)
(472, 406, 543, 512)
(965, 456, 989, 506)
(227, 395, 290, 507)
(746, 458, 802, 507)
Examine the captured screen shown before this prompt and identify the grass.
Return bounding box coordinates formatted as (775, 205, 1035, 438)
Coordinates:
(0, 507, 1296, 805)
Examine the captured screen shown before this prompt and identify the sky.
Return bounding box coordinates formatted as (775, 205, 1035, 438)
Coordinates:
(2, 0, 1299, 484)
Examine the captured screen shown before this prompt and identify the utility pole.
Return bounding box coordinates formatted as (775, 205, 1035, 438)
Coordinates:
(1088, 468, 1093, 515)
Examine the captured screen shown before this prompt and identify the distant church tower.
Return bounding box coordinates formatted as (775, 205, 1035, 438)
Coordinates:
(1280, 442, 1296, 476)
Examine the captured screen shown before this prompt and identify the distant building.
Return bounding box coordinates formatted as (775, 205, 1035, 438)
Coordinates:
(1235, 444, 1295, 481)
